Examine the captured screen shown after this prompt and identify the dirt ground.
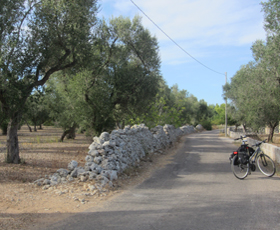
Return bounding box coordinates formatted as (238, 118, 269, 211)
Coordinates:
(0, 126, 180, 230)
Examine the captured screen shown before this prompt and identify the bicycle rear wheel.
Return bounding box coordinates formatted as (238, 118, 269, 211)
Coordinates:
(256, 153, 275, 177)
(231, 155, 250, 179)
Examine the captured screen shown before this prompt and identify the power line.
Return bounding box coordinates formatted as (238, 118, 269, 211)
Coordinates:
(130, 0, 225, 76)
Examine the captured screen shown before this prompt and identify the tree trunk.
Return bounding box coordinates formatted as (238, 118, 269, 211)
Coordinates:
(59, 124, 77, 142)
(33, 122, 37, 132)
(25, 120, 32, 132)
(242, 124, 246, 133)
(268, 122, 278, 143)
(66, 126, 76, 139)
(6, 117, 21, 164)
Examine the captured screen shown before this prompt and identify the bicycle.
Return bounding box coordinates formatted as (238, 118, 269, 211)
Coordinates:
(230, 139, 275, 179)
(229, 136, 254, 165)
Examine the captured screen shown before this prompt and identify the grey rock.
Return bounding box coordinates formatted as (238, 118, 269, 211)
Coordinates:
(51, 174, 61, 184)
(80, 175, 87, 182)
(43, 179, 51, 185)
(34, 178, 44, 186)
(96, 175, 109, 185)
(93, 136, 103, 145)
(196, 124, 204, 131)
(99, 132, 110, 142)
(68, 160, 78, 171)
(85, 155, 94, 162)
(89, 142, 102, 150)
(70, 167, 86, 178)
(89, 172, 97, 180)
(67, 176, 74, 182)
(42, 185, 50, 190)
(34, 124, 196, 189)
(57, 168, 69, 177)
(88, 149, 99, 157)
(94, 156, 102, 164)
(103, 170, 118, 181)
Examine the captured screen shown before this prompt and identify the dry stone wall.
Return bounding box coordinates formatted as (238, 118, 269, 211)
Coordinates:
(34, 124, 196, 188)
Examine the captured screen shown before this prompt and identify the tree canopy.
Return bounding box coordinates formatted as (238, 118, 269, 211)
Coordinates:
(1, 1, 221, 164)
(0, 0, 99, 163)
(224, 0, 280, 142)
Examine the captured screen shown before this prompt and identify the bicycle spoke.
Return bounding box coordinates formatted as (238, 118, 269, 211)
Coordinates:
(231, 155, 249, 179)
(257, 154, 275, 177)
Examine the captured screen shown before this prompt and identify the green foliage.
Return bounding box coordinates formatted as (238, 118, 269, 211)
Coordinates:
(0, 119, 8, 135)
(0, 0, 99, 162)
(23, 88, 51, 131)
(261, 0, 280, 36)
(46, 16, 163, 136)
(211, 103, 236, 126)
(1, 0, 224, 163)
(211, 104, 225, 125)
(224, 0, 280, 141)
(124, 83, 217, 129)
(200, 120, 212, 130)
(0, 101, 9, 135)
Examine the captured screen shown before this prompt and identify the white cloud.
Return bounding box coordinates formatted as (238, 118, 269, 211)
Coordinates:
(98, 0, 266, 66)
(140, 0, 265, 44)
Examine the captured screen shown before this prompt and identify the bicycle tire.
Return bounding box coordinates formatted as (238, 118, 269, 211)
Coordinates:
(256, 153, 275, 177)
(231, 155, 250, 179)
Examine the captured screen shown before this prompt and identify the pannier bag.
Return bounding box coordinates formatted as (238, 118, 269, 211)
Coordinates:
(247, 147, 254, 156)
(230, 145, 253, 165)
(237, 146, 250, 164)
(230, 151, 238, 165)
(238, 151, 249, 164)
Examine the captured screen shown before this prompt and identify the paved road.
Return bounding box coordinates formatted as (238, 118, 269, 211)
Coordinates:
(42, 130, 280, 230)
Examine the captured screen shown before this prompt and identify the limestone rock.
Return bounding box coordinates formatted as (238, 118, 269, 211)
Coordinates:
(68, 160, 78, 171)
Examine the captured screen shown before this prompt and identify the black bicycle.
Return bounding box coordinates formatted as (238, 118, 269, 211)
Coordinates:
(229, 136, 253, 164)
(230, 138, 275, 179)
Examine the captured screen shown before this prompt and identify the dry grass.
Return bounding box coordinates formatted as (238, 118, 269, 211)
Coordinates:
(0, 125, 93, 184)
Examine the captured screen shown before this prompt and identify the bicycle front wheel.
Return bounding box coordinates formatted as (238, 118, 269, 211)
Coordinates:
(256, 153, 275, 177)
(231, 155, 250, 179)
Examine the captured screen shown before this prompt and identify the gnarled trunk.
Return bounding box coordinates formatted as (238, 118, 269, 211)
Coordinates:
(242, 124, 246, 133)
(25, 119, 32, 132)
(6, 117, 21, 163)
(59, 124, 77, 142)
(267, 122, 278, 143)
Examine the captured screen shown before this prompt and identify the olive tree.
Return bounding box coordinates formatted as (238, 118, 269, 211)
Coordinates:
(0, 0, 98, 163)
(224, 60, 280, 142)
(82, 16, 162, 133)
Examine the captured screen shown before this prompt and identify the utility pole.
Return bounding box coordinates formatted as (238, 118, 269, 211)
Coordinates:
(225, 72, 227, 137)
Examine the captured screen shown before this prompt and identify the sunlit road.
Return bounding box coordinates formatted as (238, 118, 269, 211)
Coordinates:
(41, 130, 280, 230)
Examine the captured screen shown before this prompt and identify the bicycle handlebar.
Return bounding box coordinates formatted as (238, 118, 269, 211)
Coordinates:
(234, 135, 247, 141)
(234, 136, 267, 147)
(252, 139, 267, 147)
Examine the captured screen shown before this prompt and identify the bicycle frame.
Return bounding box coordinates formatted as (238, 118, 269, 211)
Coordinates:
(249, 146, 261, 164)
(231, 138, 275, 179)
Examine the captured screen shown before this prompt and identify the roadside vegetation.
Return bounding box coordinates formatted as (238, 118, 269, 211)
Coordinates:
(1, 0, 280, 165)
(224, 0, 280, 143)
(0, 0, 228, 164)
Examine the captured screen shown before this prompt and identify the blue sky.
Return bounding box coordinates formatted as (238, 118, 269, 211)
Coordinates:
(97, 0, 266, 105)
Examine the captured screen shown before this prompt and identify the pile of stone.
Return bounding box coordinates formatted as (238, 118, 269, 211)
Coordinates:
(34, 124, 196, 188)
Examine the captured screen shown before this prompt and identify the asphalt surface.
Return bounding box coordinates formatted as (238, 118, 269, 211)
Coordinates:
(41, 130, 280, 230)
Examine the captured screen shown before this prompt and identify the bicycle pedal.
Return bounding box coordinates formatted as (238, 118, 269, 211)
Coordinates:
(250, 164, 256, 172)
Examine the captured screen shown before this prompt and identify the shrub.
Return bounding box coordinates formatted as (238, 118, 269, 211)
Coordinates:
(200, 120, 212, 130)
